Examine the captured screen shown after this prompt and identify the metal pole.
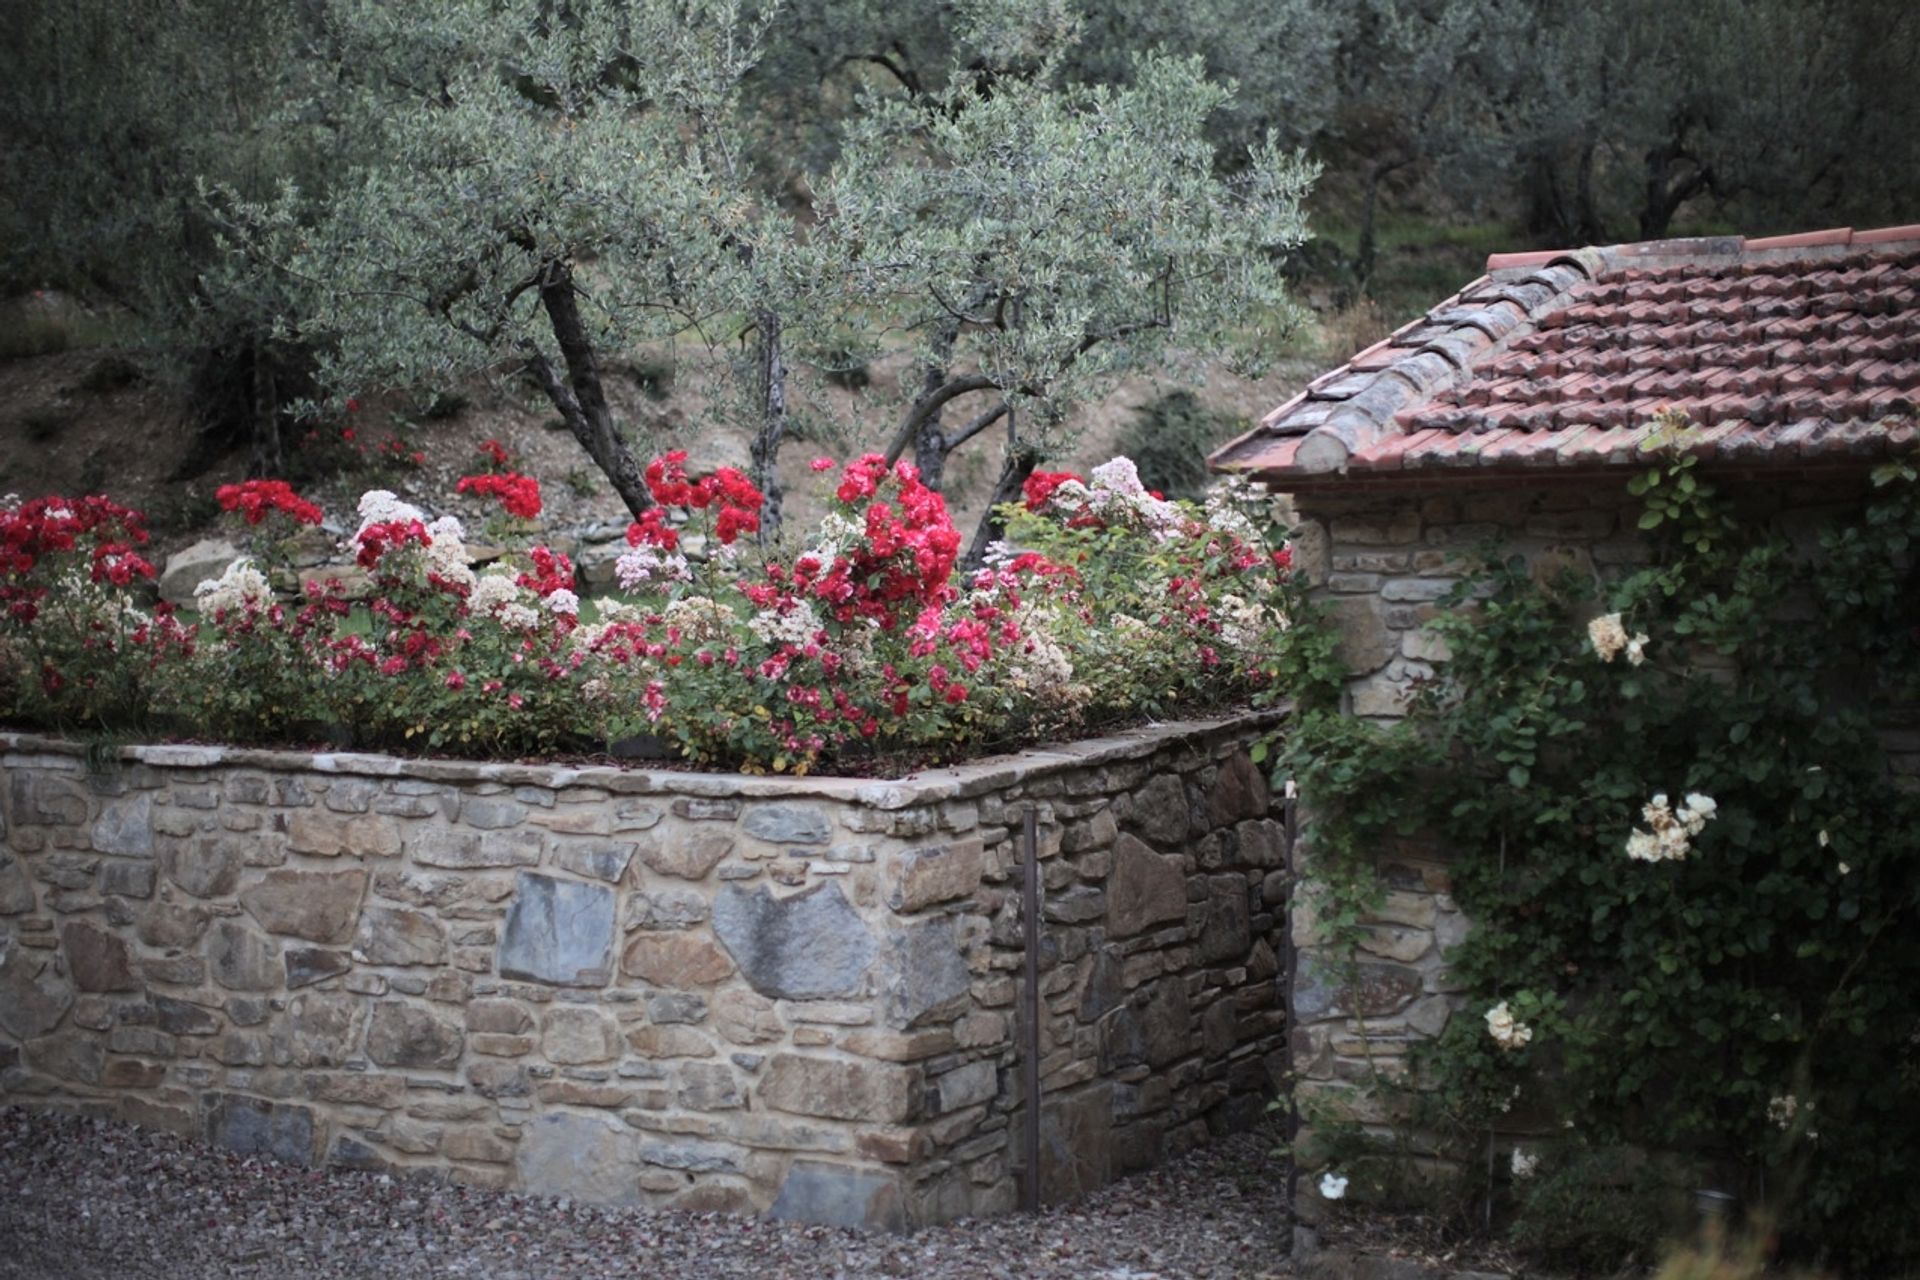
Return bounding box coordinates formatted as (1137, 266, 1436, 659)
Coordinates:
(1021, 804, 1042, 1213)
(1281, 781, 1301, 1236)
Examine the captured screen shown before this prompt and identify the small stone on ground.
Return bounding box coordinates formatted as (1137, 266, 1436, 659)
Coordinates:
(0, 1107, 1291, 1279)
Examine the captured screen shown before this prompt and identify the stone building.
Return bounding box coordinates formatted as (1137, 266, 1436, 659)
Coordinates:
(1209, 223, 1920, 1184)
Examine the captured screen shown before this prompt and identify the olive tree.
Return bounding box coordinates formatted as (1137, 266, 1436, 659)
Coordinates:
(820, 19, 1316, 557)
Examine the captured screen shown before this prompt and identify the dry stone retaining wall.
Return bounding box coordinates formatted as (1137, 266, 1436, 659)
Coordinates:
(0, 712, 1289, 1229)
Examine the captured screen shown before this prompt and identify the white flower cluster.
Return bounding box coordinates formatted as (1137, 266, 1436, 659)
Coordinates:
(1086, 457, 1184, 539)
(1202, 476, 1266, 544)
(663, 595, 737, 645)
(468, 573, 524, 616)
(1625, 792, 1717, 862)
(1003, 604, 1077, 693)
(1767, 1094, 1802, 1129)
(1318, 1171, 1348, 1200)
(545, 588, 580, 617)
(424, 515, 475, 590)
(355, 489, 425, 537)
(194, 559, 273, 615)
(1485, 1000, 1533, 1051)
(1510, 1147, 1540, 1179)
(1588, 612, 1649, 665)
(1215, 593, 1283, 654)
(748, 599, 823, 649)
(615, 543, 691, 590)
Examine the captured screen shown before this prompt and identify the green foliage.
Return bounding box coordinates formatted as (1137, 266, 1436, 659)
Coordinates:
(1292, 449, 1920, 1274)
(1118, 391, 1246, 502)
(825, 48, 1315, 461)
(1509, 1149, 1682, 1275)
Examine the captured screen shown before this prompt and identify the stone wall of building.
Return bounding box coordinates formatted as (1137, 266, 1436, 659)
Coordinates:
(0, 711, 1289, 1229)
(1283, 473, 1918, 1212)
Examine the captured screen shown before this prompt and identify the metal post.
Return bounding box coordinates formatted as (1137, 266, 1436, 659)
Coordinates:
(1021, 804, 1042, 1213)
(1281, 781, 1301, 1233)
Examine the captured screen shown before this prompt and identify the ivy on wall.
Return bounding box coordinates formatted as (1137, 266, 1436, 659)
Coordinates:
(1280, 447, 1920, 1275)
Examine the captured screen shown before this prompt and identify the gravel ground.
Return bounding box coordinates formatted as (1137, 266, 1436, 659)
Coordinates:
(0, 1107, 1293, 1280)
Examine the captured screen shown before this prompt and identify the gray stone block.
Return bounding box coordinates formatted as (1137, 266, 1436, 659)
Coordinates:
(712, 882, 876, 1000)
(205, 1094, 318, 1166)
(497, 872, 615, 986)
(769, 1160, 906, 1231)
(741, 804, 832, 845)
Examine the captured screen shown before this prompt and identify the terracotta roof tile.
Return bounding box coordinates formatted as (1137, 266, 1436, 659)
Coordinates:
(1211, 224, 1920, 483)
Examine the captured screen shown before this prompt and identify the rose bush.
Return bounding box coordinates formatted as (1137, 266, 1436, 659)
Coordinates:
(0, 451, 1298, 770)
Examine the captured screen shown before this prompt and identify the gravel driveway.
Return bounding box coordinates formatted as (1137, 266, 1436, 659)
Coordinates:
(0, 1107, 1291, 1279)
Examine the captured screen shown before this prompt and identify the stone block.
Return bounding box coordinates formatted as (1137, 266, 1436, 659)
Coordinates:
(208, 920, 281, 991)
(366, 1001, 464, 1070)
(1197, 875, 1252, 964)
(1106, 835, 1187, 938)
(711, 988, 783, 1045)
(769, 1161, 906, 1232)
(515, 1111, 642, 1205)
(355, 905, 448, 967)
(0, 946, 74, 1040)
(137, 886, 209, 949)
(272, 993, 365, 1067)
(239, 868, 368, 944)
(541, 1005, 621, 1064)
(163, 836, 242, 898)
(677, 1061, 743, 1111)
(205, 1094, 318, 1166)
(549, 841, 636, 883)
(61, 921, 138, 992)
(712, 882, 877, 1001)
(287, 812, 401, 858)
(626, 1024, 716, 1058)
(936, 1060, 999, 1113)
(883, 839, 983, 912)
(0, 854, 36, 914)
(1326, 597, 1397, 676)
(100, 861, 156, 899)
(496, 872, 615, 987)
(760, 1053, 914, 1123)
(1210, 753, 1270, 825)
(409, 830, 540, 870)
(635, 829, 734, 880)
(459, 797, 528, 830)
(620, 932, 735, 987)
(648, 992, 709, 1024)
(623, 888, 709, 931)
(879, 916, 971, 1030)
(90, 793, 153, 857)
(741, 804, 832, 845)
(285, 948, 352, 990)
(1128, 774, 1188, 848)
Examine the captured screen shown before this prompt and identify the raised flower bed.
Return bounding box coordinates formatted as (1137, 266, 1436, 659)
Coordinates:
(0, 449, 1300, 1226)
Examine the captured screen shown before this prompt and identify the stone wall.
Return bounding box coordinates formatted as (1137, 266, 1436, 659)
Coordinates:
(0, 711, 1290, 1229)
(1283, 473, 1919, 1209)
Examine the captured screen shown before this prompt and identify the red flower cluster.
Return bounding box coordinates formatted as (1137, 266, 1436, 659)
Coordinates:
(642, 452, 762, 545)
(798, 454, 962, 629)
(1, 496, 153, 622)
(216, 479, 324, 527)
(478, 439, 511, 469)
(516, 546, 576, 598)
(1022, 470, 1083, 512)
(355, 519, 430, 570)
(457, 472, 542, 520)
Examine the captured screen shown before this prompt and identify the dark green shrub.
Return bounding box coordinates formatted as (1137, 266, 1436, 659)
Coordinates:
(1509, 1149, 1681, 1276)
(1118, 390, 1246, 501)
